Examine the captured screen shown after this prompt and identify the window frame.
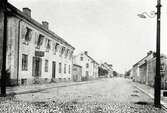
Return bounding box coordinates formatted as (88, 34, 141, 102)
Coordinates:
(59, 62, 62, 73)
(45, 59, 49, 72)
(22, 54, 28, 71)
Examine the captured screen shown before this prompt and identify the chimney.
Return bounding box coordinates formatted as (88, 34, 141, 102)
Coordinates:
(42, 21, 49, 29)
(147, 51, 153, 56)
(23, 8, 31, 17)
(84, 51, 88, 55)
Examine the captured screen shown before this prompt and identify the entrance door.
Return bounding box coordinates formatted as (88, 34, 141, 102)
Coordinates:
(52, 61, 56, 79)
(32, 57, 42, 77)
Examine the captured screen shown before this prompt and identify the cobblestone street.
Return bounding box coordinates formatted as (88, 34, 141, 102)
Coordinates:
(0, 78, 166, 113)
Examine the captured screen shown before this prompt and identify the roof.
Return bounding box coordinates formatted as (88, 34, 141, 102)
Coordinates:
(132, 51, 167, 67)
(7, 2, 75, 50)
(133, 51, 155, 67)
(84, 53, 99, 65)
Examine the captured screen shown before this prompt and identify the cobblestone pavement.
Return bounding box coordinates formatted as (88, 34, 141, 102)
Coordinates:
(0, 77, 166, 113)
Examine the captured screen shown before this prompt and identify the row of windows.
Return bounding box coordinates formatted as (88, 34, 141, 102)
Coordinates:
(22, 26, 73, 59)
(22, 54, 71, 74)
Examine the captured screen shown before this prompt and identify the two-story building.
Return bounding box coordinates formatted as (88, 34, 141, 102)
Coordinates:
(73, 51, 99, 80)
(0, 3, 75, 85)
(131, 51, 167, 89)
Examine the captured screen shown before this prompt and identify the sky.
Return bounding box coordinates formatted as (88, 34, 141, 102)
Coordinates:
(8, 0, 167, 73)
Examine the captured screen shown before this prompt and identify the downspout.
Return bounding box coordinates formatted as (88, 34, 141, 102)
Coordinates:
(17, 19, 22, 85)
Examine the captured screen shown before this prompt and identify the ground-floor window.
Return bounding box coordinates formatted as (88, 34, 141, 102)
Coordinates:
(59, 63, 62, 73)
(64, 64, 66, 74)
(45, 59, 49, 72)
(69, 65, 71, 74)
(22, 54, 28, 71)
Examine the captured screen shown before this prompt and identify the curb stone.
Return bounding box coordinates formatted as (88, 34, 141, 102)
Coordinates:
(134, 85, 167, 111)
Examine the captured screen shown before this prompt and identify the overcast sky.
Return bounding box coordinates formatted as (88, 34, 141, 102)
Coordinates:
(9, 0, 167, 73)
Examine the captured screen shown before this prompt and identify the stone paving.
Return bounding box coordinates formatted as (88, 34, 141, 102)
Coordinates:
(0, 77, 166, 113)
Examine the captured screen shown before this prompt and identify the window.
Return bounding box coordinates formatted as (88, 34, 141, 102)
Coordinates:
(86, 63, 89, 68)
(45, 60, 48, 72)
(69, 51, 73, 59)
(65, 49, 69, 58)
(55, 43, 59, 52)
(46, 39, 51, 52)
(69, 65, 71, 74)
(23, 27, 32, 45)
(59, 63, 62, 73)
(22, 54, 28, 71)
(64, 64, 66, 74)
(80, 57, 83, 61)
(60, 46, 65, 57)
(36, 34, 44, 48)
(54, 43, 59, 54)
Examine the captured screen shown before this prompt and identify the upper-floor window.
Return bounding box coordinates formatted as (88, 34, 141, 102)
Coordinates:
(36, 34, 44, 49)
(60, 46, 65, 57)
(46, 39, 51, 52)
(22, 54, 28, 71)
(69, 51, 73, 60)
(23, 27, 32, 45)
(45, 60, 49, 72)
(53, 43, 59, 54)
(65, 49, 69, 58)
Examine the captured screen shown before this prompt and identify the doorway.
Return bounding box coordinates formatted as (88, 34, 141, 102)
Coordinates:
(32, 57, 42, 77)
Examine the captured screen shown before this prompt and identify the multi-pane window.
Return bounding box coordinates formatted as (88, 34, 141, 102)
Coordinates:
(65, 49, 69, 58)
(69, 65, 71, 74)
(64, 64, 66, 74)
(23, 27, 32, 45)
(45, 60, 48, 72)
(36, 34, 44, 48)
(22, 54, 28, 71)
(55, 43, 59, 52)
(69, 51, 73, 59)
(46, 39, 51, 52)
(59, 63, 62, 73)
(60, 46, 65, 57)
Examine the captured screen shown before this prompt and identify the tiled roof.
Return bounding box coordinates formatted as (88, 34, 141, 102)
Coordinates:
(7, 2, 75, 50)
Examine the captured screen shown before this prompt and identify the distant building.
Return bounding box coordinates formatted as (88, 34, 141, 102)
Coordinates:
(103, 62, 113, 78)
(0, 3, 75, 85)
(73, 51, 99, 80)
(72, 64, 82, 82)
(131, 51, 167, 89)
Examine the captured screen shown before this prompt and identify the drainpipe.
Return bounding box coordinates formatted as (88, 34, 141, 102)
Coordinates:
(17, 19, 22, 85)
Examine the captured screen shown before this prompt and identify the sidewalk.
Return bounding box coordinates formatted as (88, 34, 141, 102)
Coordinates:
(6, 78, 106, 96)
(133, 81, 167, 109)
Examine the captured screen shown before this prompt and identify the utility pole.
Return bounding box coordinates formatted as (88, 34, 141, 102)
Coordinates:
(0, 0, 8, 97)
(154, 0, 161, 108)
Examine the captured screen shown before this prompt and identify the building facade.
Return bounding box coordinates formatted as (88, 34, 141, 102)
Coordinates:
(0, 3, 75, 85)
(72, 64, 82, 82)
(103, 62, 113, 78)
(131, 51, 167, 89)
(73, 51, 99, 80)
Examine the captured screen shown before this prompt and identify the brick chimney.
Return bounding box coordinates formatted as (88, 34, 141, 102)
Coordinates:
(147, 51, 153, 56)
(42, 21, 49, 29)
(84, 51, 88, 55)
(23, 8, 31, 17)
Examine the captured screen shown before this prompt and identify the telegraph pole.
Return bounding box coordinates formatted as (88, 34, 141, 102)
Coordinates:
(0, 0, 8, 97)
(154, 0, 161, 108)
